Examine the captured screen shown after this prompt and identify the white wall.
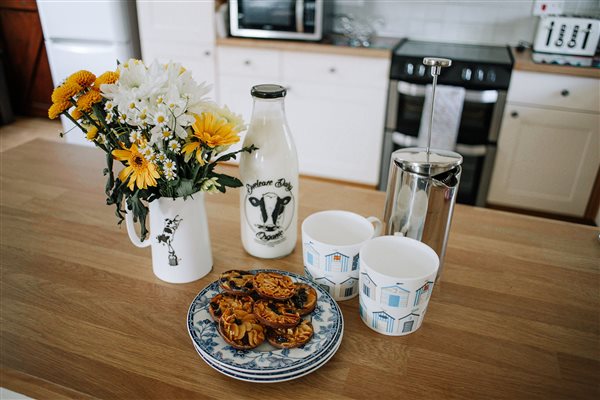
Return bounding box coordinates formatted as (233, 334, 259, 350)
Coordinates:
(333, 0, 600, 46)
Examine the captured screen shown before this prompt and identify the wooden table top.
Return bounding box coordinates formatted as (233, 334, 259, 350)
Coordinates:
(1, 140, 599, 399)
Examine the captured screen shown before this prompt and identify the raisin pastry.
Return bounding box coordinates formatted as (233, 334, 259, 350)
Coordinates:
(267, 319, 314, 349)
(254, 299, 301, 329)
(218, 308, 265, 350)
(208, 293, 254, 321)
(219, 270, 255, 295)
(291, 283, 318, 316)
(253, 272, 296, 300)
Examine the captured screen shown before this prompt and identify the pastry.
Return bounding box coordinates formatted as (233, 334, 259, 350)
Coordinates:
(218, 308, 265, 350)
(253, 271, 295, 300)
(254, 299, 301, 329)
(208, 293, 254, 321)
(219, 269, 255, 295)
(266, 319, 314, 349)
(291, 283, 317, 316)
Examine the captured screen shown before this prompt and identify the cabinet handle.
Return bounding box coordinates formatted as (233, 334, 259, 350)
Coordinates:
(244, 60, 251, 66)
(329, 67, 336, 73)
(561, 89, 570, 97)
(510, 111, 519, 118)
(204, 51, 211, 56)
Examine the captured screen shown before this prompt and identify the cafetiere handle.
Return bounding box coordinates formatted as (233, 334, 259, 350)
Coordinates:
(367, 216, 383, 237)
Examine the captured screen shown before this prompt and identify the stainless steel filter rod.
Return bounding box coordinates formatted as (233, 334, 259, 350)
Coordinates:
(422, 57, 452, 161)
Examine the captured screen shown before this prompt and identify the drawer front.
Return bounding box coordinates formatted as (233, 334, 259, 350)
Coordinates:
(508, 71, 600, 113)
(282, 51, 390, 89)
(217, 46, 281, 78)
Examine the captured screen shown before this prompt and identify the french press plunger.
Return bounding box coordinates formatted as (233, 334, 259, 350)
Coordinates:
(383, 57, 463, 281)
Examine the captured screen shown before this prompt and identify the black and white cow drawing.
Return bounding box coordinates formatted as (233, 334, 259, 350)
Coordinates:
(249, 192, 291, 232)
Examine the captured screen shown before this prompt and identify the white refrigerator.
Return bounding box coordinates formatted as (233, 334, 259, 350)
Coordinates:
(37, 0, 140, 146)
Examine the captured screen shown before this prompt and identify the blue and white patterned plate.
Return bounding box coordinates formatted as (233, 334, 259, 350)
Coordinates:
(194, 315, 344, 378)
(194, 338, 342, 383)
(187, 269, 343, 374)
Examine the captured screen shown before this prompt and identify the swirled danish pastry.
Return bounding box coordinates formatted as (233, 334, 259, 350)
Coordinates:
(267, 319, 314, 349)
(253, 272, 295, 300)
(218, 308, 265, 350)
(208, 293, 254, 321)
(254, 299, 301, 329)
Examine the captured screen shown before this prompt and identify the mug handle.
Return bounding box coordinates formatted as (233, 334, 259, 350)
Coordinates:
(125, 209, 151, 248)
(367, 216, 382, 237)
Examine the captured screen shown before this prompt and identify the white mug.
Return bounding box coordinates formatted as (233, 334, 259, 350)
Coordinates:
(359, 236, 439, 336)
(125, 194, 213, 284)
(302, 210, 382, 301)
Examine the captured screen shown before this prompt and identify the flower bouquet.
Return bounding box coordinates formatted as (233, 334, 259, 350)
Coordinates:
(48, 59, 255, 282)
(48, 59, 255, 239)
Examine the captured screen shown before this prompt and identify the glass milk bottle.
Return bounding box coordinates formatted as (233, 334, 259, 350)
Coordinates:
(239, 84, 299, 258)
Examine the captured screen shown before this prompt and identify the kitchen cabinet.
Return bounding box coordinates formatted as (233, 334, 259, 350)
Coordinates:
(488, 71, 600, 217)
(217, 46, 390, 185)
(136, 0, 216, 94)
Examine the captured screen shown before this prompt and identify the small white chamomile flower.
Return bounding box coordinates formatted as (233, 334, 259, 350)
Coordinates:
(167, 139, 181, 153)
(156, 152, 167, 163)
(160, 128, 173, 140)
(118, 113, 127, 123)
(104, 101, 114, 111)
(129, 130, 142, 143)
(164, 169, 177, 181)
(154, 111, 168, 126)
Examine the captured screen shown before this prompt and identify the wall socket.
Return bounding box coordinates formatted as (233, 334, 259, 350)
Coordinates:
(532, 0, 565, 16)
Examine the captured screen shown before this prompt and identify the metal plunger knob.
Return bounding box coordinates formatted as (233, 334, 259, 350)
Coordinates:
(422, 57, 452, 160)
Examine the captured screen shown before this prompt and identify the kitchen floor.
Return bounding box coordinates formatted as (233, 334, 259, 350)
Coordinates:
(0, 117, 62, 153)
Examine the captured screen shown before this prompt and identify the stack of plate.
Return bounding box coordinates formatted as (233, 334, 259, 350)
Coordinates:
(187, 269, 344, 383)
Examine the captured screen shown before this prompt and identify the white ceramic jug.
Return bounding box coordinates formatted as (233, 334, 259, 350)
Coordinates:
(125, 193, 213, 283)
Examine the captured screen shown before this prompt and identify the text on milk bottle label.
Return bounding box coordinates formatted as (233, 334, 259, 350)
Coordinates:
(243, 178, 295, 246)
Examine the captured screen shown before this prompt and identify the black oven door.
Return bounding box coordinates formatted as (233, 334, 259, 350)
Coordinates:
(379, 81, 504, 206)
(234, 0, 317, 33)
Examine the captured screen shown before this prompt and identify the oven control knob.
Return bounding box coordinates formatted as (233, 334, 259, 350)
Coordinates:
(418, 65, 426, 76)
(487, 70, 497, 82)
(476, 68, 485, 81)
(461, 68, 472, 81)
(405, 62, 414, 75)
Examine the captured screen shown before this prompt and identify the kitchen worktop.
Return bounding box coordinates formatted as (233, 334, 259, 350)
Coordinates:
(1, 140, 599, 399)
(216, 35, 397, 59)
(511, 47, 600, 79)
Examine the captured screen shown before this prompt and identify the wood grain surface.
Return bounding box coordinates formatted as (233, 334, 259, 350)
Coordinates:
(1, 140, 599, 399)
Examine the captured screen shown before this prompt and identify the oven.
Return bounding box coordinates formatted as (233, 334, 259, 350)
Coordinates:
(378, 40, 513, 206)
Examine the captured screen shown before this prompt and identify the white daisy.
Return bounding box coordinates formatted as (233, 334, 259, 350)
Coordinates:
(118, 113, 127, 123)
(153, 111, 168, 127)
(160, 128, 173, 140)
(105, 112, 114, 123)
(167, 139, 181, 153)
(164, 169, 177, 181)
(129, 130, 142, 143)
(156, 152, 167, 163)
(163, 159, 176, 172)
(139, 143, 155, 161)
(104, 101, 114, 111)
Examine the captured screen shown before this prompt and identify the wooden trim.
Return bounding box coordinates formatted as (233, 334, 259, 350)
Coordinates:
(511, 47, 600, 79)
(487, 203, 596, 226)
(584, 166, 600, 221)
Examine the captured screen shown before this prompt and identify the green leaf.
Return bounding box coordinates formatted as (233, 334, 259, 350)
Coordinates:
(214, 144, 258, 163)
(175, 178, 196, 198)
(214, 174, 243, 188)
(126, 191, 150, 241)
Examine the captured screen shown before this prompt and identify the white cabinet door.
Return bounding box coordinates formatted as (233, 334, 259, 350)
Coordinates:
(284, 81, 387, 185)
(488, 104, 600, 216)
(136, 0, 215, 43)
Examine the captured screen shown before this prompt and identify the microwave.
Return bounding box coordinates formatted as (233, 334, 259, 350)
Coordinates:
(229, 0, 330, 41)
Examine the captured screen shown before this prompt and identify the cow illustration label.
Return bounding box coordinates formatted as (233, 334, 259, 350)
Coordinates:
(156, 215, 182, 266)
(244, 178, 295, 246)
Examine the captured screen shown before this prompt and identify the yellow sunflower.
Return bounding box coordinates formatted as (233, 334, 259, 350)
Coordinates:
(85, 126, 98, 141)
(112, 144, 160, 191)
(70, 108, 83, 120)
(183, 112, 240, 163)
(51, 82, 82, 103)
(93, 71, 119, 89)
(48, 101, 71, 119)
(76, 90, 103, 112)
(66, 70, 96, 88)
